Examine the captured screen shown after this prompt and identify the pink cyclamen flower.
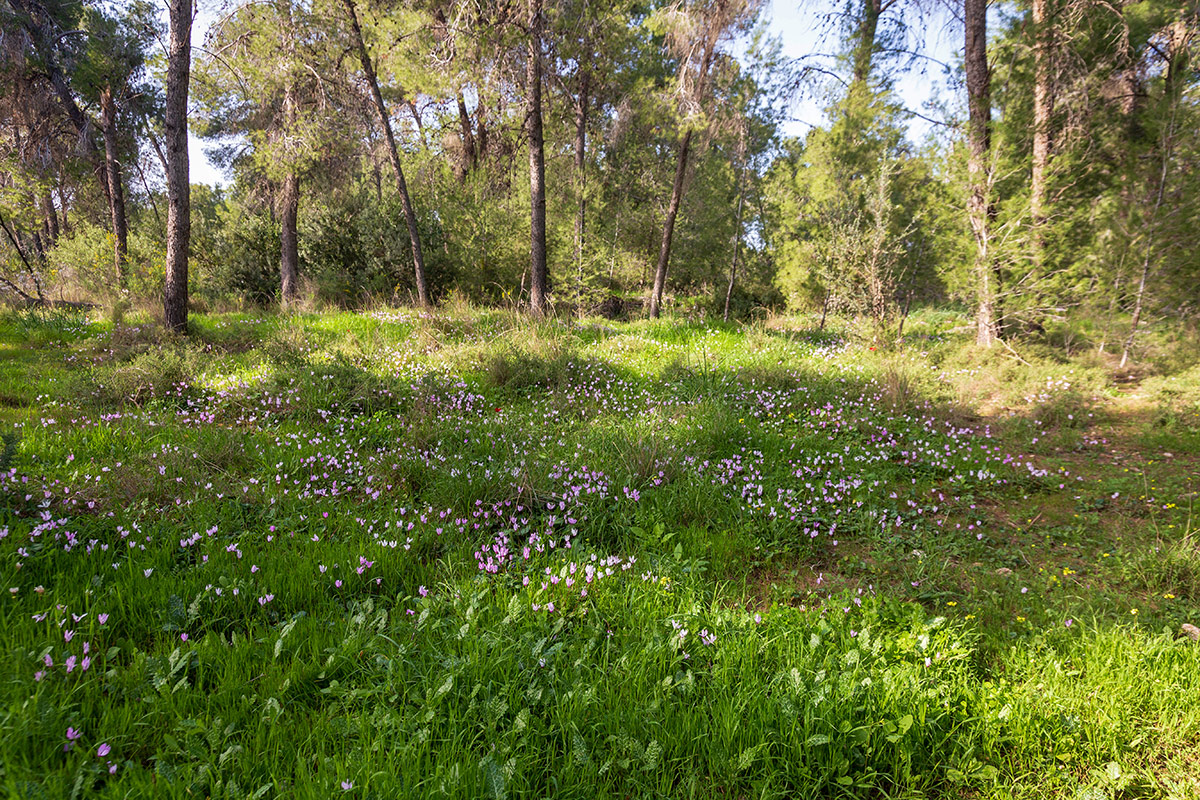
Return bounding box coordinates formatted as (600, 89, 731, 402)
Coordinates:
(180, 633, 188, 641)
(66, 727, 81, 741)
(418, 585, 428, 597)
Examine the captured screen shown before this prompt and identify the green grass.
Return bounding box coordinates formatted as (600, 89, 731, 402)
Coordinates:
(0, 305, 1198, 798)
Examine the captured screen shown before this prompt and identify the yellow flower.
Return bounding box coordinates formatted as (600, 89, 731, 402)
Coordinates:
(947, 601, 957, 607)
(1130, 608, 1139, 615)
(1164, 594, 1175, 600)
(1017, 615, 1026, 622)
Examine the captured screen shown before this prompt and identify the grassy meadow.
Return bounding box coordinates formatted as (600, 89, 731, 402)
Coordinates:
(0, 305, 1198, 799)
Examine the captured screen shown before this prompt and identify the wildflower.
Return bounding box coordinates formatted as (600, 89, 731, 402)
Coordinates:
(97, 743, 111, 758)
(1064, 619, 1073, 627)
(341, 780, 353, 791)
(64, 727, 81, 751)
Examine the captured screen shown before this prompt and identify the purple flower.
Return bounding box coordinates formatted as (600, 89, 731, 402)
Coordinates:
(1064, 618, 1073, 628)
(97, 613, 109, 625)
(97, 743, 111, 757)
(341, 780, 353, 791)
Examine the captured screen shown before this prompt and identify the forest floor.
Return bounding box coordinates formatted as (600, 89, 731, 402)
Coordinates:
(0, 305, 1198, 799)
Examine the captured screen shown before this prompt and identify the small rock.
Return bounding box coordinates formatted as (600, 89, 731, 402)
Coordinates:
(1181, 624, 1200, 642)
(995, 567, 1013, 576)
(1163, 452, 1174, 458)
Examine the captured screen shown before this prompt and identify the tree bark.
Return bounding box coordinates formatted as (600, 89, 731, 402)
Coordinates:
(851, 0, 884, 88)
(100, 86, 128, 286)
(648, 129, 692, 318)
(1030, 0, 1052, 263)
(574, 71, 589, 301)
(647, 19, 719, 320)
(164, 0, 192, 334)
(42, 189, 59, 243)
(965, 0, 998, 347)
(341, 0, 429, 307)
(724, 152, 747, 322)
(527, 0, 548, 316)
(456, 92, 476, 177)
(280, 171, 300, 307)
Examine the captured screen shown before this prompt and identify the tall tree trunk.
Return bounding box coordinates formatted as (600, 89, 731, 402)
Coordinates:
(851, 0, 883, 88)
(42, 189, 59, 243)
(965, 0, 997, 347)
(456, 92, 477, 177)
(279, 172, 300, 307)
(56, 186, 70, 235)
(279, 64, 300, 308)
(100, 86, 128, 286)
(341, 0, 429, 307)
(724, 152, 747, 322)
(527, 0, 548, 316)
(1030, 0, 1052, 264)
(164, 0, 192, 334)
(574, 72, 589, 302)
(648, 130, 692, 318)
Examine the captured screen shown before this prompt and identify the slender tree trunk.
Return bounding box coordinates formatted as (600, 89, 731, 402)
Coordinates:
(527, 0, 548, 316)
(851, 0, 883, 87)
(648, 129, 692, 318)
(574, 72, 589, 302)
(278, 63, 299, 309)
(456, 92, 476, 177)
(42, 189, 59, 243)
(279, 171, 300, 307)
(648, 25, 717, 320)
(1030, 0, 1052, 265)
(132, 155, 163, 228)
(724, 156, 746, 322)
(965, 0, 997, 347)
(100, 86, 128, 286)
(56, 186, 70, 234)
(341, 0, 429, 306)
(164, 0, 192, 334)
